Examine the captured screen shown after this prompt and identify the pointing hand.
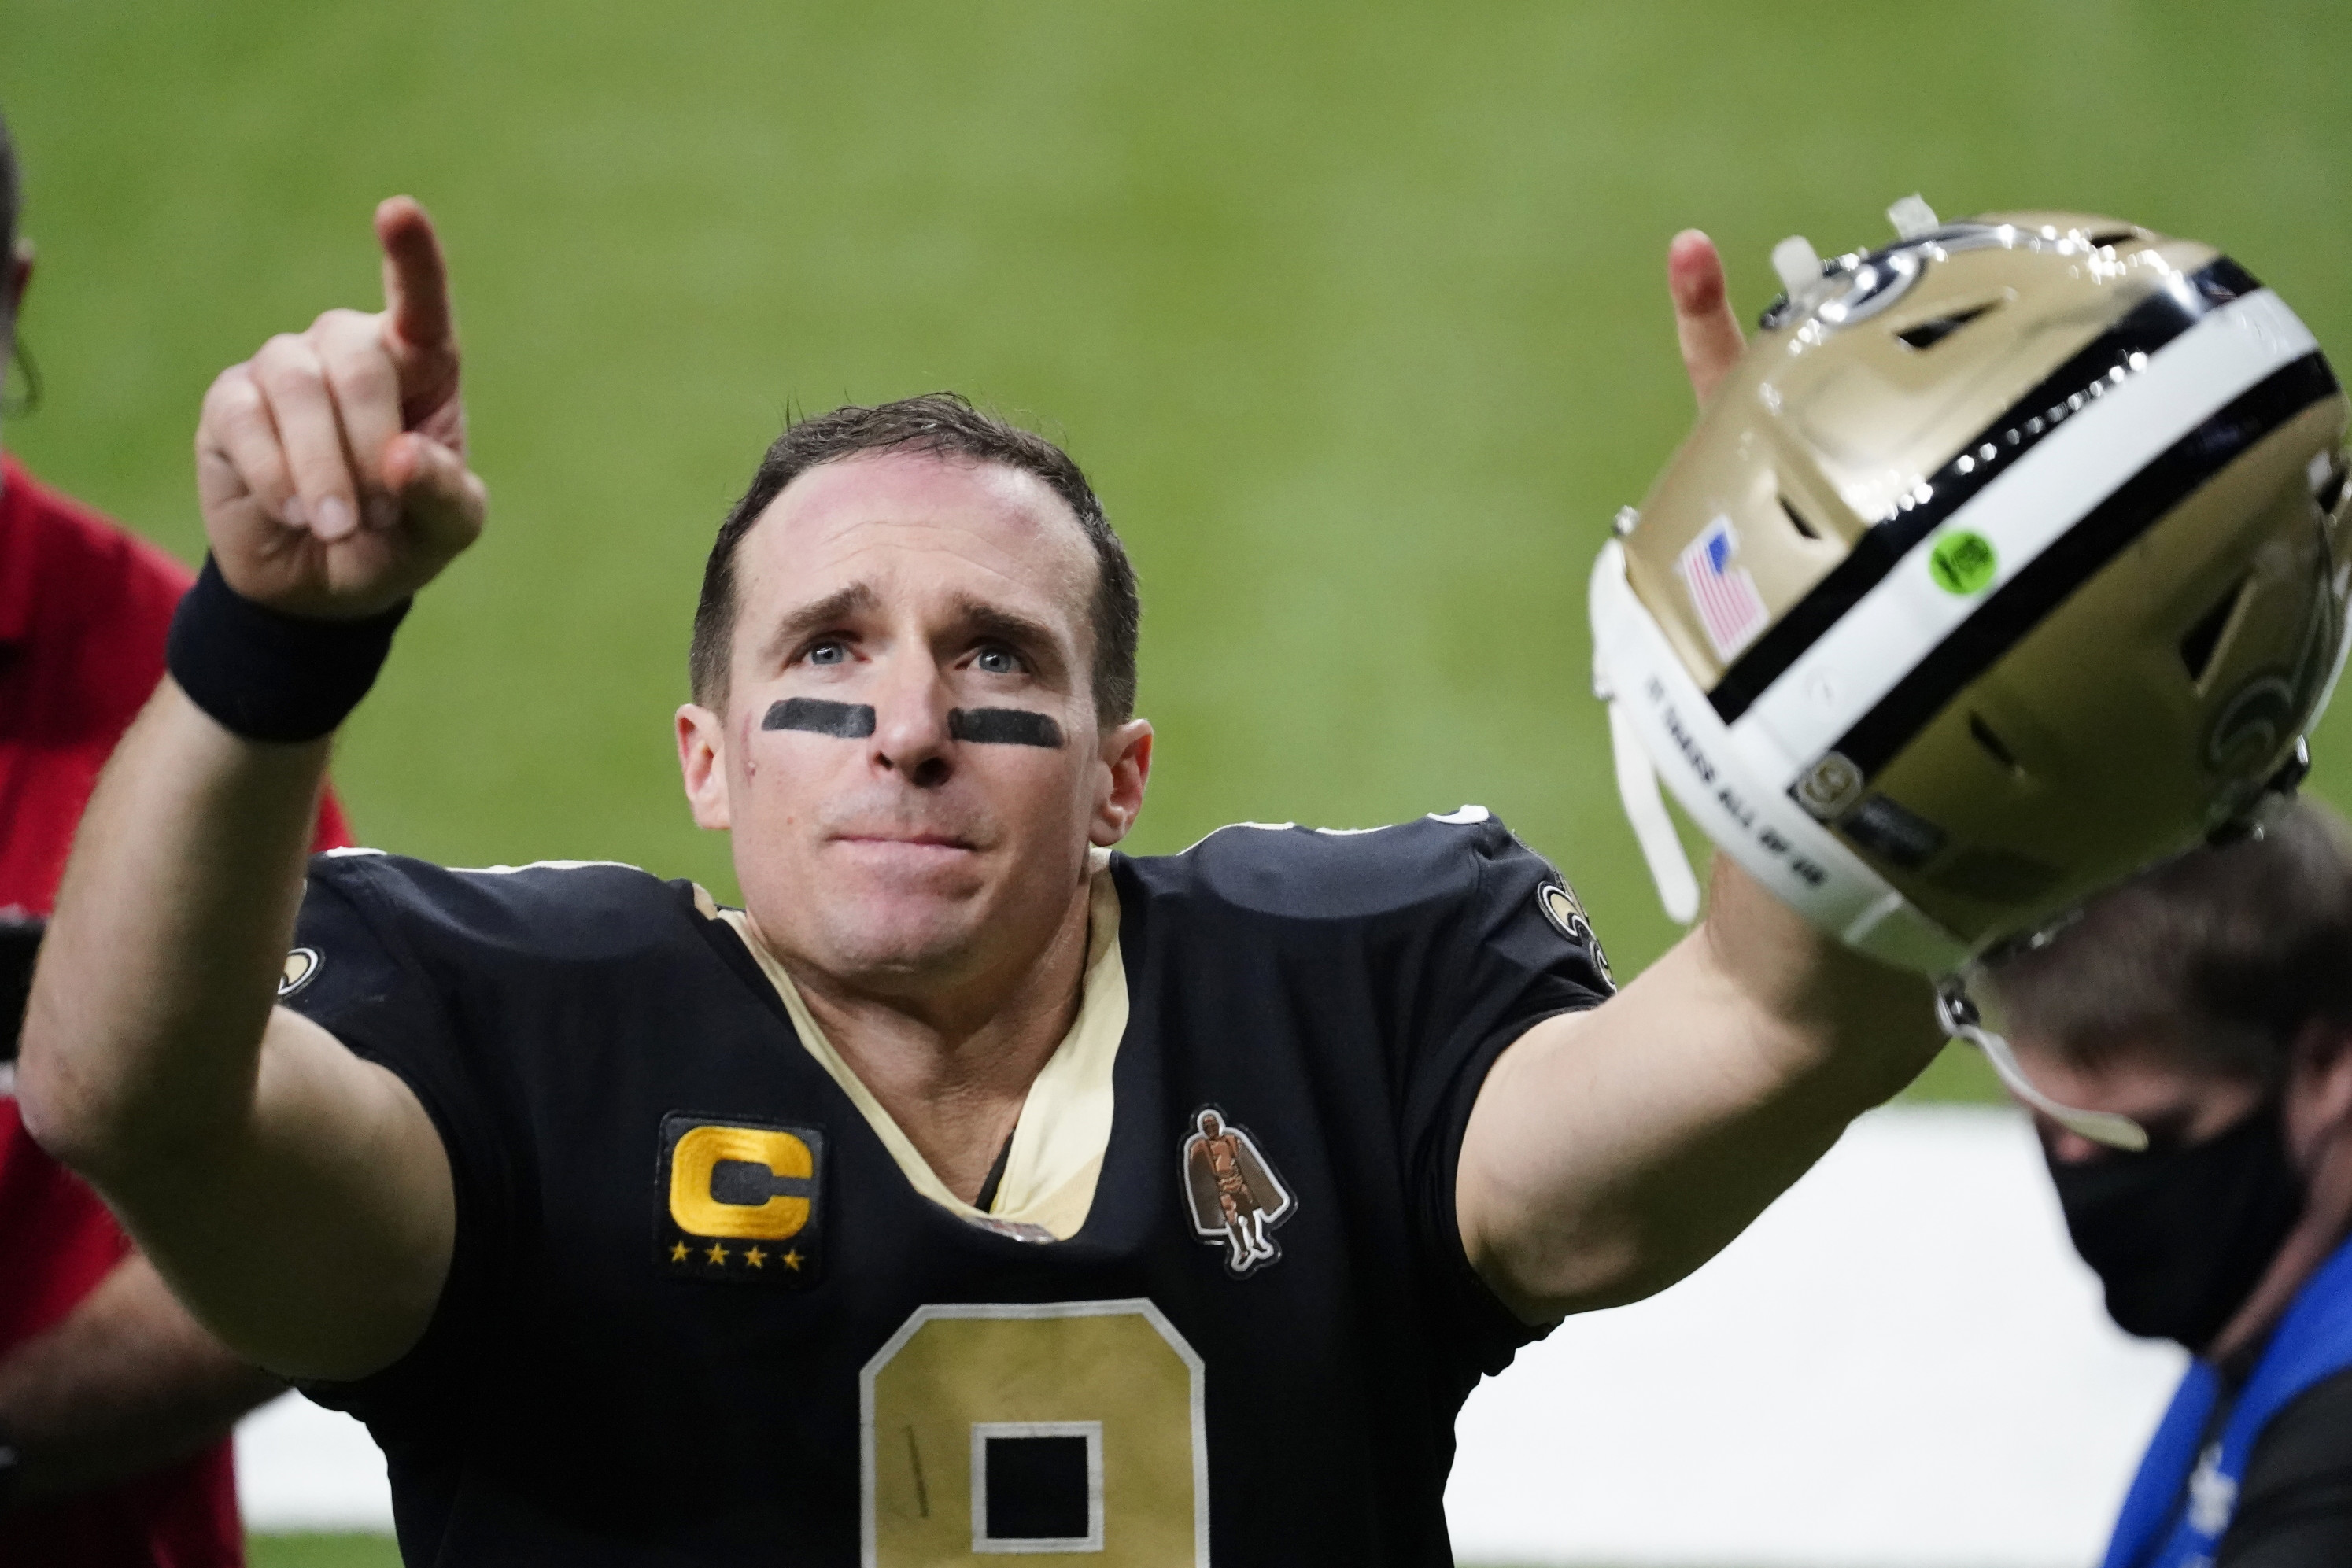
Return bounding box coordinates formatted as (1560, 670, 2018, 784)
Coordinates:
(195, 197, 486, 618)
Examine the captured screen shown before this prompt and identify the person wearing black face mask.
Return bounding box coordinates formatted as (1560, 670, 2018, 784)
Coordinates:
(2047, 1096, 2309, 1352)
(1990, 800, 2352, 1568)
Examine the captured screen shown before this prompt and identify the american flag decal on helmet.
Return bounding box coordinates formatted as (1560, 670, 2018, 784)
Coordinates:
(1678, 515, 1770, 660)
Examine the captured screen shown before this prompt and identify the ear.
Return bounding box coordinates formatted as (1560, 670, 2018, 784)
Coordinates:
(4, 238, 32, 330)
(1088, 718, 1153, 847)
(2287, 1018, 2352, 1162)
(676, 703, 733, 832)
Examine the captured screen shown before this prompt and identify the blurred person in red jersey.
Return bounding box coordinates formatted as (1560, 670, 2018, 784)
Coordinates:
(0, 107, 353, 1565)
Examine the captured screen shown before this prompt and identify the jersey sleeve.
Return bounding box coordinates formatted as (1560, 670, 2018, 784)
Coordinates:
(274, 853, 520, 1427)
(1394, 816, 1615, 1368)
(2218, 1364, 2352, 1567)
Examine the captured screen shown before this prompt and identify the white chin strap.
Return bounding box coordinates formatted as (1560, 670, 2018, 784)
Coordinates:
(1935, 983, 2148, 1151)
(1606, 701, 1701, 923)
(1589, 539, 2148, 1152)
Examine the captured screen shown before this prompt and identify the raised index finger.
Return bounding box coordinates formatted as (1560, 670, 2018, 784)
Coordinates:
(375, 195, 453, 355)
(1667, 229, 1746, 408)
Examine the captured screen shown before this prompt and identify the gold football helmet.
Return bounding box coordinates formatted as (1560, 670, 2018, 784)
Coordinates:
(1593, 199, 2350, 1134)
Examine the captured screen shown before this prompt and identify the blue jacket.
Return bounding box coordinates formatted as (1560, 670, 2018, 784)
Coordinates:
(2105, 1234, 2352, 1568)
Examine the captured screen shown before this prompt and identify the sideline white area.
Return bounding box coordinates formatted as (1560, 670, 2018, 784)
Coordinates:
(235, 1392, 393, 1533)
(236, 1105, 2185, 1561)
(1446, 1103, 2185, 1566)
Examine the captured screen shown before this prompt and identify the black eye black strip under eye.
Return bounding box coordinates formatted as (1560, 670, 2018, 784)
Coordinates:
(762, 698, 876, 737)
(949, 708, 1065, 747)
(760, 699, 1063, 747)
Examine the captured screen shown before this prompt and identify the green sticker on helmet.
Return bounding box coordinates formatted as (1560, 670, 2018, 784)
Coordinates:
(1928, 529, 1998, 596)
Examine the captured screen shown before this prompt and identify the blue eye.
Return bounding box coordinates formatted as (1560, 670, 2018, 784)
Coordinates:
(976, 647, 1020, 675)
(808, 641, 848, 666)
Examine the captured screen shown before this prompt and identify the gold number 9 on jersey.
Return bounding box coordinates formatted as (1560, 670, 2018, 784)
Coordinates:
(859, 1300, 1208, 1564)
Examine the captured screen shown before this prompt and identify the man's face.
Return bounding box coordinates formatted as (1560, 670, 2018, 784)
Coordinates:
(2007, 1034, 2267, 1167)
(676, 451, 1150, 998)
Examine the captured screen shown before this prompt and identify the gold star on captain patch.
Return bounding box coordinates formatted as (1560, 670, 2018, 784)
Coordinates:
(781, 1249, 803, 1271)
(706, 1242, 729, 1265)
(669, 1241, 689, 1263)
(744, 1245, 767, 1269)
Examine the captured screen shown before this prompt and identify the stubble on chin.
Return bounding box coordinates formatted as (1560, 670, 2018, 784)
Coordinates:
(774, 863, 997, 993)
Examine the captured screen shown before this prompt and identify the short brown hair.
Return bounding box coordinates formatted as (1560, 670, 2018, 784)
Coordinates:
(1990, 800, 2352, 1078)
(688, 393, 1140, 722)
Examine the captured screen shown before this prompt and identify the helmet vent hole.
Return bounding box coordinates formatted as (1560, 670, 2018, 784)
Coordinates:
(2317, 460, 2349, 517)
(2084, 228, 2138, 247)
(2179, 577, 2250, 685)
(1968, 712, 2025, 777)
(1778, 496, 1822, 541)
(1895, 304, 1992, 350)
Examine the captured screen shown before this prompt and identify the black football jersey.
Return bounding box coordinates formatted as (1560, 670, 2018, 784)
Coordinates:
(282, 809, 1612, 1566)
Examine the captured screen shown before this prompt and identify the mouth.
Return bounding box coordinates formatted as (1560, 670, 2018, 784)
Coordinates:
(828, 830, 979, 854)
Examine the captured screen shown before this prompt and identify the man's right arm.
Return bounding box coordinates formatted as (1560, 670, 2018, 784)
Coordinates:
(14, 197, 486, 1382)
(0, 1255, 286, 1509)
(20, 686, 451, 1382)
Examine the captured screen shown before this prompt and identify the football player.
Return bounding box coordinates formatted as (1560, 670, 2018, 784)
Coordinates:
(14, 194, 2323, 1564)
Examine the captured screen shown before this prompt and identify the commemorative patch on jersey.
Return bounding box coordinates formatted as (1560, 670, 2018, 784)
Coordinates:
(1180, 1107, 1295, 1276)
(655, 1113, 826, 1288)
(1535, 881, 1614, 990)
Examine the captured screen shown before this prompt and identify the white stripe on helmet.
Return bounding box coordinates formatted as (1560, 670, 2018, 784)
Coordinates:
(1726, 286, 2320, 791)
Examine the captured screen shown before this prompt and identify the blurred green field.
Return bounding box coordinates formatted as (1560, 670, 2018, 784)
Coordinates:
(249, 1537, 399, 1568)
(6, 1, 2352, 1110)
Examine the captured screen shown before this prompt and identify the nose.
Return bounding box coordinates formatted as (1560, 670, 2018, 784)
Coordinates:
(868, 654, 954, 789)
(2040, 1120, 2105, 1166)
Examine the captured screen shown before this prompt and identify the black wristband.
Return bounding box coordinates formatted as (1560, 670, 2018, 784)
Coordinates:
(165, 557, 410, 743)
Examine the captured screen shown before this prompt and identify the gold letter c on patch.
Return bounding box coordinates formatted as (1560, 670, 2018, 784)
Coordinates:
(668, 1125, 814, 1240)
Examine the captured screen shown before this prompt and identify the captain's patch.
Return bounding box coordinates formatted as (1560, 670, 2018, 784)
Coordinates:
(656, 1113, 826, 1287)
